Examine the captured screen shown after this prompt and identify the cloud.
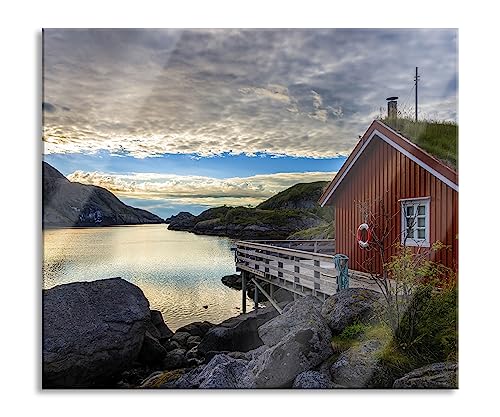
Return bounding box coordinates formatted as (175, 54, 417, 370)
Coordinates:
(43, 29, 457, 159)
(67, 170, 337, 207)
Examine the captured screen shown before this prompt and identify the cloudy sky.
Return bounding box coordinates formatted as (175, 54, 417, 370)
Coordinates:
(43, 29, 458, 218)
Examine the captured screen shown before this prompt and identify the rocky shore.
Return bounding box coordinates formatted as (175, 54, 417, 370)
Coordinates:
(42, 277, 457, 389)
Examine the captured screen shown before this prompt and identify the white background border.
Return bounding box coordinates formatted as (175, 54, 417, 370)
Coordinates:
(0, 1, 498, 415)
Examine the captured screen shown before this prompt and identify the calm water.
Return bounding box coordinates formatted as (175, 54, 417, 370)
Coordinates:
(43, 224, 252, 330)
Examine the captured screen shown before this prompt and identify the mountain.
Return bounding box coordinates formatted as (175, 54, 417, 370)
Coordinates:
(43, 162, 163, 228)
(167, 181, 334, 240)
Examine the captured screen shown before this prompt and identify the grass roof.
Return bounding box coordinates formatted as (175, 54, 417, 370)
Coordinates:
(380, 117, 458, 171)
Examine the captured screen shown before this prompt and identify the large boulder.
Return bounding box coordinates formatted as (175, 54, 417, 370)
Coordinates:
(321, 288, 384, 334)
(250, 296, 333, 388)
(150, 310, 173, 341)
(162, 348, 187, 370)
(293, 371, 335, 389)
(393, 362, 458, 389)
(329, 339, 386, 388)
(167, 354, 255, 389)
(197, 306, 279, 355)
(43, 277, 151, 387)
(137, 332, 167, 365)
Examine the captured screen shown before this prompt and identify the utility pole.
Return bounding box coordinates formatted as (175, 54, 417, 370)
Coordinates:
(414, 67, 420, 122)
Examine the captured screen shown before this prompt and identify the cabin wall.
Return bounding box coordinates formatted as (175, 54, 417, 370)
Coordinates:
(334, 135, 458, 275)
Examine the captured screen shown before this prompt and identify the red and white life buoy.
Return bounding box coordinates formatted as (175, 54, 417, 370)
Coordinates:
(357, 223, 371, 248)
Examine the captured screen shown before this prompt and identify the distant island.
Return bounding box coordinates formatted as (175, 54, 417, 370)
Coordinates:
(42, 162, 163, 228)
(166, 181, 334, 240)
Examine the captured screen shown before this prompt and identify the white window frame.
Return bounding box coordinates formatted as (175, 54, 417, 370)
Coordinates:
(400, 197, 431, 247)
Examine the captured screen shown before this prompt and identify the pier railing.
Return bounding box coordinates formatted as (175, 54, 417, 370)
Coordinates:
(235, 239, 339, 299)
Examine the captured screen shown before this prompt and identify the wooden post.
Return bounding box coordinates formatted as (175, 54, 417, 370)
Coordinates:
(242, 271, 247, 314)
(254, 278, 259, 312)
(269, 283, 274, 299)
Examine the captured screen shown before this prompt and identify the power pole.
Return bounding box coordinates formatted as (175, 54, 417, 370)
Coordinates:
(414, 67, 420, 122)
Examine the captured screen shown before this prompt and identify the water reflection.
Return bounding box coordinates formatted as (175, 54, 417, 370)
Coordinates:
(43, 224, 252, 330)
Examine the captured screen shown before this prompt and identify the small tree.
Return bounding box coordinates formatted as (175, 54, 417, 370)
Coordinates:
(355, 196, 454, 339)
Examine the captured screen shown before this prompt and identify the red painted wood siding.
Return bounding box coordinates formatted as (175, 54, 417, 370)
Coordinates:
(333, 135, 458, 275)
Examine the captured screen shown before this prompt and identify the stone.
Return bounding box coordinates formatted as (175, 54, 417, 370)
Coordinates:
(150, 310, 174, 341)
(293, 371, 335, 389)
(393, 362, 458, 389)
(171, 331, 191, 347)
(258, 296, 323, 347)
(321, 288, 384, 334)
(330, 339, 385, 388)
(43, 278, 150, 387)
(162, 339, 181, 352)
(250, 296, 333, 388)
(176, 321, 214, 337)
(197, 306, 279, 355)
(186, 335, 202, 350)
(162, 348, 187, 370)
(137, 331, 167, 365)
(170, 354, 255, 389)
(273, 287, 294, 304)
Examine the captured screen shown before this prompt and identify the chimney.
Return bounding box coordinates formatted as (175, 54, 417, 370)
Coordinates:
(386, 96, 398, 119)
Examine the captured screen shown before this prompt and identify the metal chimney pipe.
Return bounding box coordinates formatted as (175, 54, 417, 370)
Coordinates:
(386, 96, 398, 119)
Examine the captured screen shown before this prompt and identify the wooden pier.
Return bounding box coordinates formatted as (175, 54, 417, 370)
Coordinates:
(235, 239, 349, 313)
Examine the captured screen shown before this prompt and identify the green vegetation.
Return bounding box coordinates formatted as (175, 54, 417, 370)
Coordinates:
(257, 181, 329, 210)
(381, 117, 458, 170)
(222, 206, 307, 227)
(288, 221, 334, 239)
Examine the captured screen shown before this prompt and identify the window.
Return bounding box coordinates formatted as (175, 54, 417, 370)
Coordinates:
(400, 197, 430, 247)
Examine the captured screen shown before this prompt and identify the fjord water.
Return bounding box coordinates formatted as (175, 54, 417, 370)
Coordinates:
(43, 224, 250, 330)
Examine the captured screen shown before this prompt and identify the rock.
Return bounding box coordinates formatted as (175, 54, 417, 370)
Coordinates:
(293, 371, 335, 389)
(169, 354, 255, 389)
(393, 362, 458, 389)
(221, 274, 242, 290)
(150, 310, 174, 341)
(250, 296, 333, 388)
(258, 296, 323, 347)
(43, 278, 150, 387)
(162, 348, 187, 370)
(185, 347, 200, 360)
(186, 335, 202, 350)
(321, 288, 384, 334)
(166, 211, 197, 230)
(330, 339, 385, 388)
(176, 321, 214, 337)
(162, 339, 181, 352)
(137, 332, 167, 365)
(171, 331, 191, 347)
(273, 288, 294, 304)
(198, 306, 279, 355)
(145, 319, 161, 340)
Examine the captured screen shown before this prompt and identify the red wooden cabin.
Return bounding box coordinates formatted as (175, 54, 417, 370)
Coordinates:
(318, 120, 458, 275)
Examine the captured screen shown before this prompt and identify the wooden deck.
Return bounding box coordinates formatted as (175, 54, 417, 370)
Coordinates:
(235, 239, 342, 302)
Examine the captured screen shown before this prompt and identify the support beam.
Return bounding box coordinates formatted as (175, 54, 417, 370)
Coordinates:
(241, 271, 247, 314)
(251, 278, 283, 314)
(254, 278, 259, 312)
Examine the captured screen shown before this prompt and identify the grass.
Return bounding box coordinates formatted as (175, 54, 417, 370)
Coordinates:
(287, 221, 335, 240)
(380, 117, 458, 170)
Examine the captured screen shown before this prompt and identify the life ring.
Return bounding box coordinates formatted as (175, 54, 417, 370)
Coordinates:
(357, 223, 371, 248)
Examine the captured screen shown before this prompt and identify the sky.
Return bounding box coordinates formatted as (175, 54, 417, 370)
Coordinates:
(43, 29, 458, 218)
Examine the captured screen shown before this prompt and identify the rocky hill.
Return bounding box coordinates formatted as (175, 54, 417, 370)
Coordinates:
(167, 181, 334, 240)
(43, 162, 163, 228)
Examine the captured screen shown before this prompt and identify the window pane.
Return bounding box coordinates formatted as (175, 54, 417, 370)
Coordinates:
(417, 229, 425, 239)
(406, 206, 414, 216)
(406, 218, 414, 228)
(417, 205, 425, 215)
(417, 217, 425, 227)
(407, 229, 414, 238)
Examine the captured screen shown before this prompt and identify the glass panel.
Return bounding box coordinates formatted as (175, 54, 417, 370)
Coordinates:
(417, 217, 425, 227)
(406, 206, 414, 216)
(417, 205, 425, 215)
(407, 229, 414, 238)
(417, 229, 425, 239)
(406, 218, 414, 228)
